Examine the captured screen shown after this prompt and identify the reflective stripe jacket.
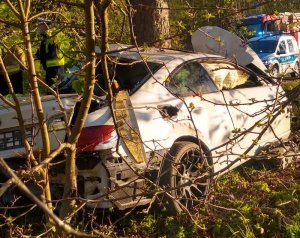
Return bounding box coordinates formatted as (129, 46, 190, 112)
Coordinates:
(37, 33, 65, 70)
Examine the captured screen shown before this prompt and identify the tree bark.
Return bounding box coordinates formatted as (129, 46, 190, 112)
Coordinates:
(14, 1, 54, 224)
(129, 0, 171, 48)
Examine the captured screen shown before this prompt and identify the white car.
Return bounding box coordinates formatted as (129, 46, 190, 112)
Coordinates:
(0, 46, 291, 213)
(75, 46, 290, 211)
(248, 34, 299, 77)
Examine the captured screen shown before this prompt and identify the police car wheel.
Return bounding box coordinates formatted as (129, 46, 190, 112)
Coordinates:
(271, 65, 279, 77)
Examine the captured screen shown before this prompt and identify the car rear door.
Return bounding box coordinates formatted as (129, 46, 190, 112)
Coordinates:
(129, 58, 234, 158)
(202, 61, 291, 172)
(164, 59, 235, 150)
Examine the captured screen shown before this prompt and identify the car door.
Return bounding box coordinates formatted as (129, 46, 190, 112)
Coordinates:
(276, 39, 290, 74)
(130, 58, 234, 159)
(201, 61, 291, 172)
(286, 38, 299, 72)
(164, 60, 235, 150)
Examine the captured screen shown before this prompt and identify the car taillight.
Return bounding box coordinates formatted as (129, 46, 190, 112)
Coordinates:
(77, 125, 115, 152)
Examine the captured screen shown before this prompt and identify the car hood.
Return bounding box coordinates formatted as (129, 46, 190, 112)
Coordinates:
(191, 26, 268, 75)
(256, 53, 275, 61)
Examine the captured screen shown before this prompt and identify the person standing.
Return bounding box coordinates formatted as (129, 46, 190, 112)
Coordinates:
(36, 21, 65, 88)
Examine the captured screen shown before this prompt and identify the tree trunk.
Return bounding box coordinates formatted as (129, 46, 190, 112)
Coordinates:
(129, 0, 171, 48)
(18, 9, 54, 224)
(59, 0, 97, 222)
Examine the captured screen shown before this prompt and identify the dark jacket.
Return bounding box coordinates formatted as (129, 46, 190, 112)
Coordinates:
(36, 33, 64, 70)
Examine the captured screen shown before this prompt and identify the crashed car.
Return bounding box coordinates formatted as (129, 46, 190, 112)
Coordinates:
(0, 45, 291, 213)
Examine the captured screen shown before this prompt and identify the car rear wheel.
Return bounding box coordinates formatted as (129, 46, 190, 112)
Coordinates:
(159, 141, 211, 214)
(271, 65, 279, 77)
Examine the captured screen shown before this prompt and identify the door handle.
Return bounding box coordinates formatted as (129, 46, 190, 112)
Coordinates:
(157, 105, 179, 119)
(229, 99, 240, 105)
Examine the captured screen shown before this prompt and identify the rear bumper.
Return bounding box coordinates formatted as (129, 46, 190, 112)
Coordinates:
(50, 151, 151, 210)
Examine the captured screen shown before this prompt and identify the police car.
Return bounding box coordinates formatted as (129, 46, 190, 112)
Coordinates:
(248, 33, 300, 77)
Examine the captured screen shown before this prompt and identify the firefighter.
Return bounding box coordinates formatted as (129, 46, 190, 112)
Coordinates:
(36, 21, 65, 88)
(0, 46, 25, 95)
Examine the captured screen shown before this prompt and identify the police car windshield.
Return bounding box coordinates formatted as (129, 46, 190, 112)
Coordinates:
(242, 24, 261, 35)
(248, 40, 277, 54)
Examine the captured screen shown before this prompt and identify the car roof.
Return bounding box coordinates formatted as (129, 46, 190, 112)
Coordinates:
(249, 34, 294, 42)
(96, 44, 224, 64)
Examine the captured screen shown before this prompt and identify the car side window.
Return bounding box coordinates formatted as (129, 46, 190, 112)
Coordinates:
(287, 39, 295, 53)
(167, 61, 218, 96)
(96, 60, 162, 95)
(201, 62, 261, 90)
(278, 40, 287, 54)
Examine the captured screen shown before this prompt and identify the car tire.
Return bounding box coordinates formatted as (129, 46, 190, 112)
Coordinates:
(271, 65, 279, 77)
(291, 62, 299, 78)
(159, 141, 211, 215)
